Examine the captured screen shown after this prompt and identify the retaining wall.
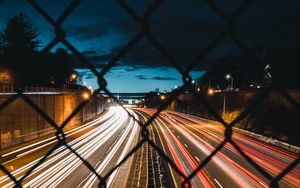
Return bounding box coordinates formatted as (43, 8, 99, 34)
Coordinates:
(0, 92, 104, 150)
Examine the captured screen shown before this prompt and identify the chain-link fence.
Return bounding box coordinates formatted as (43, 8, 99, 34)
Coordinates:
(0, 0, 299, 187)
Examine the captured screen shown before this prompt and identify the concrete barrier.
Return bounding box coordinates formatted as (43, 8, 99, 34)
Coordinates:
(0, 92, 104, 150)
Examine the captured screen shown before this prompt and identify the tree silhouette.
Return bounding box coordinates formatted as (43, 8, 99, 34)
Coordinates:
(48, 48, 75, 87)
(198, 48, 300, 89)
(0, 13, 41, 50)
(0, 14, 81, 88)
(0, 13, 47, 86)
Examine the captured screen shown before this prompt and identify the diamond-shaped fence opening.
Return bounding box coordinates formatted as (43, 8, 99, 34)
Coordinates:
(0, 0, 299, 188)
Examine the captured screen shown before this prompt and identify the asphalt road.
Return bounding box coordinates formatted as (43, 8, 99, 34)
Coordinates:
(0, 107, 299, 188)
(0, 106, 141, 188)
(136, 108, 300, 188)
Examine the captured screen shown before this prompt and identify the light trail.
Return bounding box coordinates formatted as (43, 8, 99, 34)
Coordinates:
(1, 108, 115, 158)
(1, 107, 298, 188)
(0, 106, 141, 188)
(155, 117, 216, 188)
(0, 108, 119, 185)
(137, 109, 299, 188)
(106, 110, 140, 188)
(168, 112, 299, 187)
(82, 109, 139, 187)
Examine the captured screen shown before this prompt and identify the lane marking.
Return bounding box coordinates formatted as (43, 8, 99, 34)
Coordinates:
(184, 144, 188, 148)
(195, 156, 200, 162)
(259, 182, 269, 188)
(214, 179, 223, 188)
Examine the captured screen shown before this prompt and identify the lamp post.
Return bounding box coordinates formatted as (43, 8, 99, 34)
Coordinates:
(208, 88, 214, 95)
(224, 73, 234, 116)
(223, 73, 234, 116)
(160, 94, 166, 101)
(225, 73, 234, 90)
(223, 92, 226, 115)
(82, 92, 90, 100)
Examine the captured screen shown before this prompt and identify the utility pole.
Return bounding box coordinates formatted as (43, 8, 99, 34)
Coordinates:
(223, 93, 226, 115)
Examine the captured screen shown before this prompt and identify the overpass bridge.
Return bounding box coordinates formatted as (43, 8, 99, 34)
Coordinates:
(100, 92, 149, 100)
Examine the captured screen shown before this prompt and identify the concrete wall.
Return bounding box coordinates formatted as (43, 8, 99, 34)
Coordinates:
(0, 93, 104, 150)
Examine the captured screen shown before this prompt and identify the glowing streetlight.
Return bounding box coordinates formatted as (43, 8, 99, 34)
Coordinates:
(160, 95, 166, 100)
(82, 92, 90, 100)
(208, 88, 214, 95)
(70, 73, 78, 80)
(225, 74, 231, 80)
(225, 73, 234, 89)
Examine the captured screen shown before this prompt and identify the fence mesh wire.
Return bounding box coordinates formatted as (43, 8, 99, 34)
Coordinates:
(0, 0, 299, 188)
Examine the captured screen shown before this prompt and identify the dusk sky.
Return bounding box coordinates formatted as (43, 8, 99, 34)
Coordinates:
(0, 0, 299, 92)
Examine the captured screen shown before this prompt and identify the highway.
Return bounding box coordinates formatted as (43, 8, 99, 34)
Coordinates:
(0, 106, 141, 188)
(136, 108, 300, 188)
(0, 107, 299, 187)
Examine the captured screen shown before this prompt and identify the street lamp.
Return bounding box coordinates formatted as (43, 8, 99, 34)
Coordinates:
(208, 88, 214, 95)
(223, 92, 226, 116)
(160, 94, 166, 100)
(82, 92, 90, 100)
(71, 73, 77, 80)
(66, 73, 78, 87)
(225, 73, 234, 89)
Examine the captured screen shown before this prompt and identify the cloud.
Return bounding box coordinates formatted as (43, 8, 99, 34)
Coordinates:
(81, 50, 98, 55)
(124, 64, 147, 72)
(67, 25, 110, 40)
(77, 70, 95, 78)
(151, 76, 177, 81)
(53, 0, 299, 71)
(83, 75, 96, 79)
(136, 75, 148, 80)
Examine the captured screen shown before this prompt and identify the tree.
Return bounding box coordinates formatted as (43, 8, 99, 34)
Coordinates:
(0, 13, 41, 51)
(198, 49, 268, 89)
(48, 48, 75, 87)
(0, 13, 47, 86)
(0, 13, 77, 87)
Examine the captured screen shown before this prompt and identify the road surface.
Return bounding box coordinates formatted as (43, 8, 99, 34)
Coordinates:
(0, 107, 299, 188)
(135, 108, 299, 188)
(0, 106, 140, 188)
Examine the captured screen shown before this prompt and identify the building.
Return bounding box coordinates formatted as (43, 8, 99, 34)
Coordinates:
(0, 66, 14, 91)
